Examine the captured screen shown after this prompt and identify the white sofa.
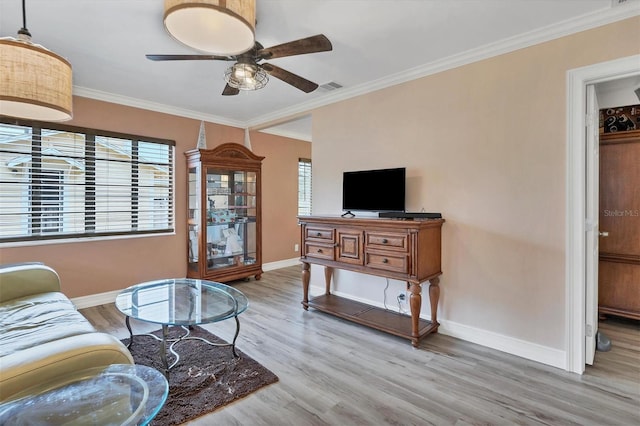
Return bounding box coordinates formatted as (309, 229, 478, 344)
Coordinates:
(0, 263, 133, 401)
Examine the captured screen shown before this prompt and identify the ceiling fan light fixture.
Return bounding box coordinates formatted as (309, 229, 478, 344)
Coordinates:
(224, 63, 268, 91)
(164, 0, 255, 55)
(0, 1, 73, 122)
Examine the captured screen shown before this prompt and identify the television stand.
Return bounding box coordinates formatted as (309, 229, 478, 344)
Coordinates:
(340, 211, 355, 218)
(298, 215, 444, 346)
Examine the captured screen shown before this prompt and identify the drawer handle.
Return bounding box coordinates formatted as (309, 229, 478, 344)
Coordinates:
(382, 238, 388, 244)
(316, 232, 322, 237)
(382, 258, 388, 264)
(317, 248, 323, 253)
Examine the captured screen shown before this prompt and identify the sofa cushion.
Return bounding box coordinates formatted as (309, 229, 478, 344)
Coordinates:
(0, 292, 96, 357)
(0, 264, 61, 303)
(0, 333, 134, 401)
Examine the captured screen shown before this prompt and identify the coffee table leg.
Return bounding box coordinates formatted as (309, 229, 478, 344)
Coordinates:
(160, 325, 169, 378)
(231, 316, 240, 358)
(125, 316, 133, 348)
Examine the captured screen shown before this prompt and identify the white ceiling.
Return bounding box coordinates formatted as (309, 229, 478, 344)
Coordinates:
(1, 0, 639, 140)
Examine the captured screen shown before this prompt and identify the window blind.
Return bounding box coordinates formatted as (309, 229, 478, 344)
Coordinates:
(0, 120, 175, 243)
(298, 158, 312, 216)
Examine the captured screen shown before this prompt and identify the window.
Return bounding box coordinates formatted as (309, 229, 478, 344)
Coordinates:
(298, 158, 312, 216)
(0, 120, 175, 243)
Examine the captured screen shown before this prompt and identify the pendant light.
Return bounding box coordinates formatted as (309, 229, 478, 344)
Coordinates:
(164, 0, 256, 55)
(0, 0, 73, 121)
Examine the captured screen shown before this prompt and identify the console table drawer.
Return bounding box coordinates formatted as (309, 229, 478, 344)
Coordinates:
(305, 243, 335, 260)
(365, 252, 407, 273)
(306, 227, 334, 241)
(365, 232, 408, 252)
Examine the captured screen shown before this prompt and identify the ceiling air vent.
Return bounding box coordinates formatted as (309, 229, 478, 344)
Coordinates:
(319, 81, 343, 92)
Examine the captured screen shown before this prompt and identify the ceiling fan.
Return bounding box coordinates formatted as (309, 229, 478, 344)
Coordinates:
(146, 34, 332, 96)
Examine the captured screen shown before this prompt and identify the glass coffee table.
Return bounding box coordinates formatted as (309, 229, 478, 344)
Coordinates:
(0, 364, 168, 425)
(115, 278, 248, 377)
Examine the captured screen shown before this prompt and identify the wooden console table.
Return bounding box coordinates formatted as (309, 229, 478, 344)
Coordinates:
(298, 216, 444, 346)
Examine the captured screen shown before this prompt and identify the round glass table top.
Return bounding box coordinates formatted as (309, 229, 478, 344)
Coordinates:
(115, 278, 248, 326)
(0, 364, 168, 426)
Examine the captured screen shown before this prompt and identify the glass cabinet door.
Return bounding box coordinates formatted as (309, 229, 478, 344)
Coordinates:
(187, 166, 200, 273)
(204, 167, 257, 273)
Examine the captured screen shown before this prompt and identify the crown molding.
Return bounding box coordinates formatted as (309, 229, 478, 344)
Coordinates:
(247, 2, 640, 128)
(73, 3, 639, 131)
(73, 86, 245, 128)
(258, 127, 312, 142)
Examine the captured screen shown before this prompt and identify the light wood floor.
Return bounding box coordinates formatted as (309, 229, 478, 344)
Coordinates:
(81, 266, 640, 426)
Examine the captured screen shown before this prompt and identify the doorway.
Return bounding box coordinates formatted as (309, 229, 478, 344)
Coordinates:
(566, 54, 640, 374)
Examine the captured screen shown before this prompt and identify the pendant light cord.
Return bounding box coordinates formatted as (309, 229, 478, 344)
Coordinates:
(18, 0, 31, 37)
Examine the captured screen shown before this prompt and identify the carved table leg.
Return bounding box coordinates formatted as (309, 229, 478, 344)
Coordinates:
(324, 266, 333, 295)
(429, 277, 440, 329)
(408, 282, 422, 347)
(302, 262, 310, 310)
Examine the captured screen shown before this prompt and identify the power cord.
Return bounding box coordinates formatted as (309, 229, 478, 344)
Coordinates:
(384, 278, 408, 314)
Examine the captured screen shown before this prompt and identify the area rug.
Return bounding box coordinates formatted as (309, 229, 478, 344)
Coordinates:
(121, 326, 278, 425)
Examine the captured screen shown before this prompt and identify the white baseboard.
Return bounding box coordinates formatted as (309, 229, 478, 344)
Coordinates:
(263, 257, 300, 271)
(438, 319, 566, 370)
(72, 289, 121, 309)
(309, 285, 566, 370)
(72, 258, 302, 309)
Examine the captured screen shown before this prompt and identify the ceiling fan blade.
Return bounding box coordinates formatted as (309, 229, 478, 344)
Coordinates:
(222, 84, 240, 96)
(146, 54, 233, 61)
(261, 63, 319, 93)
(257, 34, 332, 60)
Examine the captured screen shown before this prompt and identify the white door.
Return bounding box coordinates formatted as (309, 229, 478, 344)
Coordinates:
(585, 84, 599, 365)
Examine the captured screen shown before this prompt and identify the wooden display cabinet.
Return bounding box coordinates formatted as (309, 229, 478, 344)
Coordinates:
(186, 143, 264, 282)
(298, 215, 444, 346)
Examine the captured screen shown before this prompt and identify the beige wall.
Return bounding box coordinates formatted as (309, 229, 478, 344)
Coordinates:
(0, 97, 309, 297)
(250, 131, 311, 263)
(310, 17, 640, 352)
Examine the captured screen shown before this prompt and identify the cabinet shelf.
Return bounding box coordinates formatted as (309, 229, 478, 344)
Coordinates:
(206, 192, 256, 197)
(207, 217, 257, 226)
(208, 253, 257, 261)
(305, 294, 437, 340)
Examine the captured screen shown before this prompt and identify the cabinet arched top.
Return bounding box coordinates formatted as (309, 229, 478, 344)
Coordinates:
(185, 143, 265, 163)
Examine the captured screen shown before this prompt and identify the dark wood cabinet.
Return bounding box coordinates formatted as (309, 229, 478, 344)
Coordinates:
(598, 130, 640, 320)
(186, 144, 264, 282)
(298, 216, 444, 346)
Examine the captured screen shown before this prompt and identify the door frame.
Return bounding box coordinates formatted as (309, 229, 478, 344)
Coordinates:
(565, 54, 640, 374)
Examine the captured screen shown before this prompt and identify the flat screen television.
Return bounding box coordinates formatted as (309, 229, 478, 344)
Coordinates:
(342, 167, 405, 213)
